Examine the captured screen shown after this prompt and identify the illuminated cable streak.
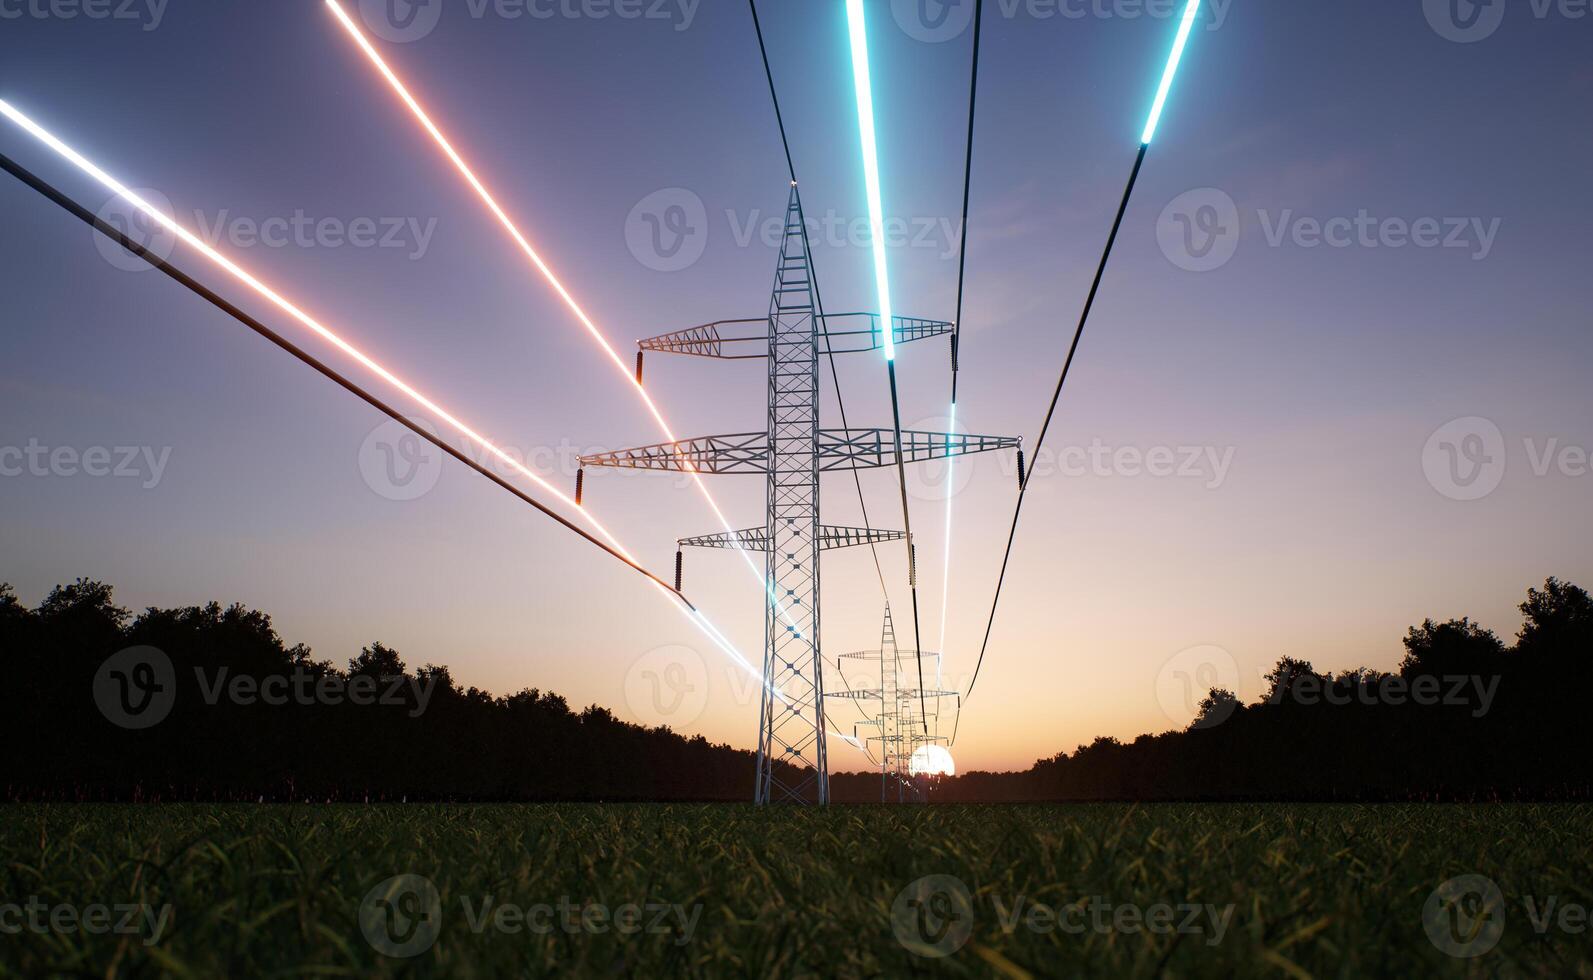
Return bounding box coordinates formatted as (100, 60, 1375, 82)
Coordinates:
(1141, 0, 1201, 145)
(321, 0, 796, 626)
(846, 0, 930, 733)
(844, 0, 894, 361)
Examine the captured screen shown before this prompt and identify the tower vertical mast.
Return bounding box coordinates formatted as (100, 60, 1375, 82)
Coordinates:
(756, 185, 828, 805)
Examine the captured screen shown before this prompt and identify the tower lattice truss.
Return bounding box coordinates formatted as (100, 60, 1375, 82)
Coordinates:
(581, 185, 1019, 804)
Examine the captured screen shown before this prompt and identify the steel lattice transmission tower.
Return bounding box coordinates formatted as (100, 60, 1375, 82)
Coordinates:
(580, 184, 1018, 804)
(832, 605, 958, 802)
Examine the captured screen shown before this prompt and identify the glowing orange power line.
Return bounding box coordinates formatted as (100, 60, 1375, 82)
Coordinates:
(323, 1, 763, 579)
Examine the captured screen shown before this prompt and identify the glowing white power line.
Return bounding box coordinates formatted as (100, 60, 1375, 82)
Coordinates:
(0, 96, 862, 754)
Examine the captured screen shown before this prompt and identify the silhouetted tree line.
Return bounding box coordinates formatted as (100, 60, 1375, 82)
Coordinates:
(2, 576, 1588, 802)
(0, 579, 795, 802)
(910, 577, 1593, 802)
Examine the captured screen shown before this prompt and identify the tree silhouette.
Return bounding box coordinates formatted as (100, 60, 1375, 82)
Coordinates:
(1, 575, 1589, 803)
(1399, 618, 1504, 678)
(1516, 577, 1593, 657)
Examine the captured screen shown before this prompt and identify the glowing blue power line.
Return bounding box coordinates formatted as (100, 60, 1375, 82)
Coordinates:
(845, 0, 895, 360)
(1141, 0, 1201, 145)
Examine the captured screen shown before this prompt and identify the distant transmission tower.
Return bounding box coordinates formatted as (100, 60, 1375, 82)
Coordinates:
(580, 184, 1018, 804)
(832, 604, 958, 802)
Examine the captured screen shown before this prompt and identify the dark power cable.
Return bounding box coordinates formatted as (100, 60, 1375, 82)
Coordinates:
(960, 143, 1150, 719)
(0, 151, 693, 607)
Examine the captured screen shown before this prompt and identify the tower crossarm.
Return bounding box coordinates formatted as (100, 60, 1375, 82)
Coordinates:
(638, 319, 769, 359)
(579, 430, 1019, 473)
(818, 429, 1020, 471)
(679, 526, 906, 552)
(637, 314, 951, 360)
(826, 688, 887, 701)
(578, 433, 766, 474)
(820, 313, 952, 355)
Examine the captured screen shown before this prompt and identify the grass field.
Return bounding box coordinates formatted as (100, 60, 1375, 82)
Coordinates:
(0, 803, 1588, 977)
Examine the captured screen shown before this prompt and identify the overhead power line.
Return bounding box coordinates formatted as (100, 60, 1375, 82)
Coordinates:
(937, 0, 986, 680)
(0, 149, 686, 603)
(958, 0, 1204, 726)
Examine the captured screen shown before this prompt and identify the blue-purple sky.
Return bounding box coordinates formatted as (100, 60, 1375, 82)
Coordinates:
(1, 0, 1589, 770)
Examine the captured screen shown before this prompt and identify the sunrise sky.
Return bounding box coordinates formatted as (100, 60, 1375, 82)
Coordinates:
(1, 0, 1589, 771)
